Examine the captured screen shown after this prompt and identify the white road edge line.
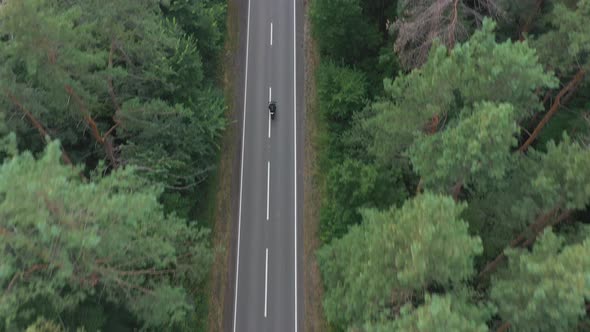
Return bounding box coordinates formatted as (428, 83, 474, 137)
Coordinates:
(265, 248, 269, 318)
(233, 0, 251, 329)
(293, 0, 298, 331)
(270, 22, 273, 46)
(267, 161, 270, 221)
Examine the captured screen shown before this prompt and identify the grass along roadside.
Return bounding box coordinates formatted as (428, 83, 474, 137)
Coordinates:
(205, 0, 240, 330)
(191, 136, 221, 332)
(303, 0, 329, 330)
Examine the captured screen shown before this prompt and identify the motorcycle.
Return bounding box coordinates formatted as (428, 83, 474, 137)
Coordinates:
(269, 101, 277, 120)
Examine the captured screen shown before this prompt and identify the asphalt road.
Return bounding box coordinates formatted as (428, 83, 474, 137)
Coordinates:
(231, 0, 303, 331)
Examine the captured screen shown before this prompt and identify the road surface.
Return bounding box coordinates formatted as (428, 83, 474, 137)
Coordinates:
(231, 0, 303, 331)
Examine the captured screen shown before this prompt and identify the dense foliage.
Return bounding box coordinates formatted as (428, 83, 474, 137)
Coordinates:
(311, 0, 590, 330)
(0, 0, 226, 330)
(0, 142, 212, 330)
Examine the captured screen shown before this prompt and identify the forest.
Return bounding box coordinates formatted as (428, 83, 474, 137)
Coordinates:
(0, 0, 226, 330)
(310, 0, 590, 331)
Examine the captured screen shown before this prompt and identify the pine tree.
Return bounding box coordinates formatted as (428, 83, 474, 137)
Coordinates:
(318, 193, 482, 328)
(314, 3, 590, 331)
(520, 0, 590, 151)
(491, 230, 590, 331)
(472, 135, 590, 278)
(410, 102, 519, 194)
(0, 0, 225, 189)
(0, 142, 212, 330)
(367, 293, 494, 332)
(367, 19, 557, 167)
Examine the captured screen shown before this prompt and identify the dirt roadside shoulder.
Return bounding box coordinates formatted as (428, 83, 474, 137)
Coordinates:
(302, 0, 329, 330)
(206, 0, 244, 331)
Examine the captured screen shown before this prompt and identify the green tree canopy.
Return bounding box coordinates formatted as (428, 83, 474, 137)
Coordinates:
(0, 0, 225, 190)
(461, 134, 590, 264)
(0, 142, 212, 330)
(367, 19, 557, 165)
(491, 230, 590, 331)
(511, 135, 590, 225)
(116, 96, 224, 189)
(367, 293, 494, 332)
(317, 61, 368, 128)
(313, 3, 590, 331)
(533, 0, 590, 75)
(318, 193, 482, 328)
(410, 102, 519, 193)
(319, 157, 407, 242)
(310, 0, 381, 64)
(161, 0, 226, 75)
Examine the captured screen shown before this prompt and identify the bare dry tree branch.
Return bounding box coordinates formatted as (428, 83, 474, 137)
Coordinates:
(4, 91, 74, 166)
(393, 0, 502, 69)
(64, 85, 104, 144)
(64, 84, 119, 168)
(5, 92, 51, 140)
(478, 208, 570, 280)
(519, 68, 586, 152)
(449, 0, 460, 49)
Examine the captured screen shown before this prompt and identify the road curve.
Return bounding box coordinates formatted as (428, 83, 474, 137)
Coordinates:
(231, 0, 303, 331)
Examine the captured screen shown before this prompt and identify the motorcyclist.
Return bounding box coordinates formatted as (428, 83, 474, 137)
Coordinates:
(268, 100, 277, 119)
